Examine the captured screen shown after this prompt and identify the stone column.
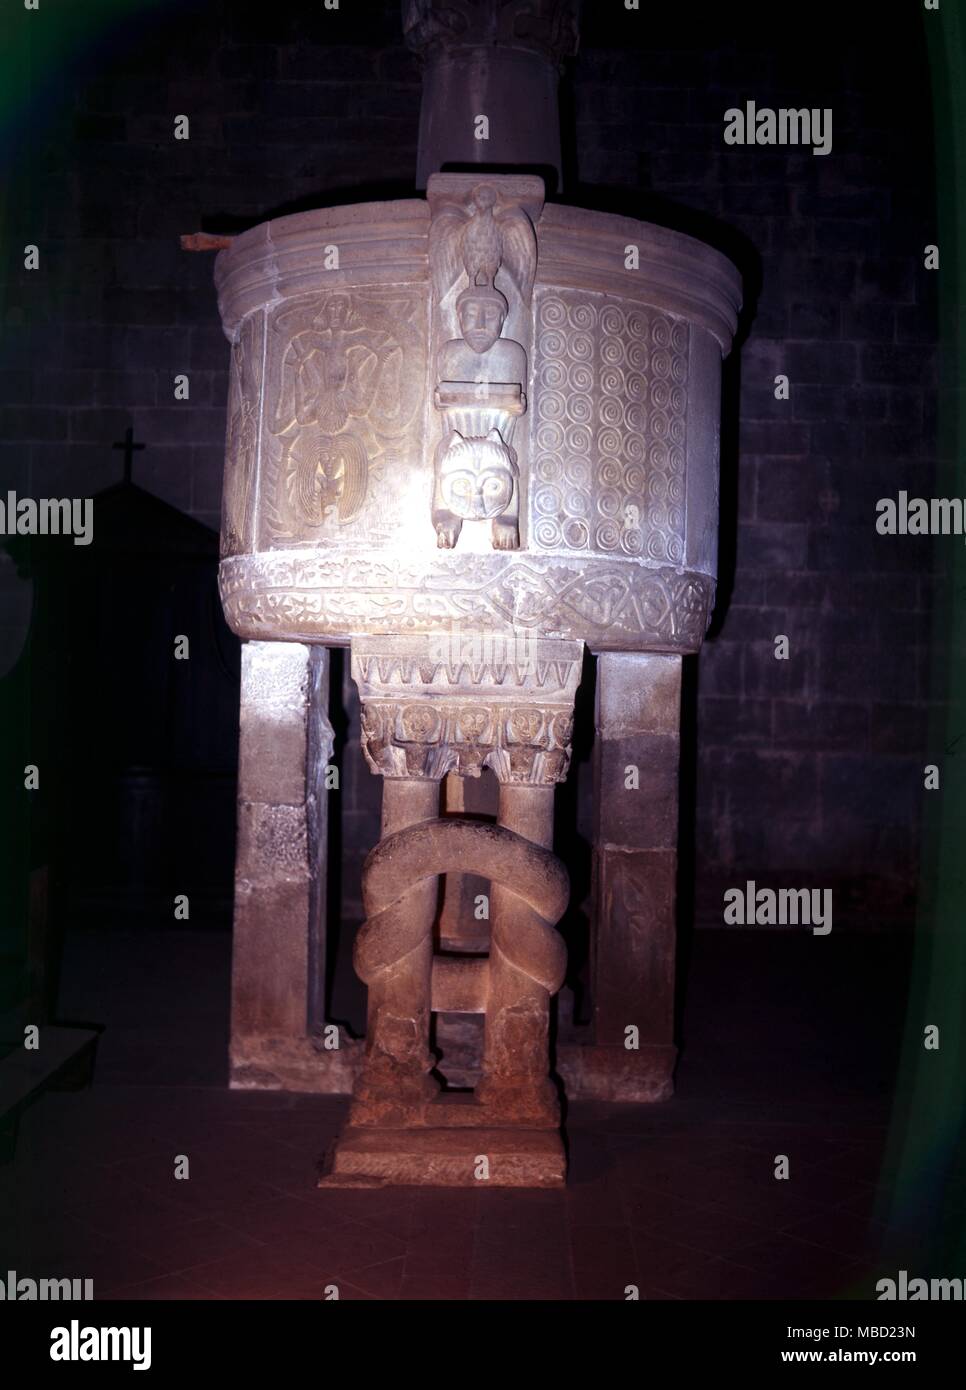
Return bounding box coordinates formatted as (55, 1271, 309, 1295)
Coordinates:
(476, 773, 564, 1127)
(320, 632, 581, 1187)
(230, 641, 357, 1092)
(566, 651, 682, 1102)
(350, 775, 441, 1127)
(403, 0, 579, 191)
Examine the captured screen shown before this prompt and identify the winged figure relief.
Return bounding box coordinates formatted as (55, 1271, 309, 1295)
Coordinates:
(269, 293, 423, 531)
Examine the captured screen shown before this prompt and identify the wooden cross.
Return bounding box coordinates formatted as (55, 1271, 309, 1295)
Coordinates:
(113, 425, 145, 485)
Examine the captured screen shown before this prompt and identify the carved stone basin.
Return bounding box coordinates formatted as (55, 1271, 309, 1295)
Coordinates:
(215, 179, 741, 654)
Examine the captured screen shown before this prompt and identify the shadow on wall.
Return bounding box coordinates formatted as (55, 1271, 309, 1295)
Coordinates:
(0, 483, 241, 946)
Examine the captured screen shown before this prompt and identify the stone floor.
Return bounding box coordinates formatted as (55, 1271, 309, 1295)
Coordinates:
(0, 928, 921, 1299)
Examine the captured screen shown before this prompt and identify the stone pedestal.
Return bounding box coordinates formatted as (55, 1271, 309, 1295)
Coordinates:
(323, 1125, 565, 1188)
(320, 634, 581, 1187)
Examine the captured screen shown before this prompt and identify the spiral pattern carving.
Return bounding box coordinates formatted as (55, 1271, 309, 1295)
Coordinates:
(532, 289, 690, 563)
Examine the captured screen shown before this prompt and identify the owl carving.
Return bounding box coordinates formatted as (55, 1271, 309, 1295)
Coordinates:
(432, 427, 519, 550)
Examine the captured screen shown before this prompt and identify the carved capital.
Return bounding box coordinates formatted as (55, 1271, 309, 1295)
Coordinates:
(402, 0, 580, 67)
(351, 633, 582, 784)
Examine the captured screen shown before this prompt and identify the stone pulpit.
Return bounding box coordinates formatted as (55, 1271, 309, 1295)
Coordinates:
(206, 0, 741, 1186)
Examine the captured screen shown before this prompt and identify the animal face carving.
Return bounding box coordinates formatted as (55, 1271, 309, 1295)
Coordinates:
(438, 429, 516, 521)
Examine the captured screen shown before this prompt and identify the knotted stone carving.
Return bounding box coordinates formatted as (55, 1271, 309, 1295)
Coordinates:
(318, 632, 581, 1185)
(351, 817, 569, 1129)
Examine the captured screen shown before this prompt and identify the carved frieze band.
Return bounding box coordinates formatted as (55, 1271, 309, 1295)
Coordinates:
(352, 638, 582, 703)
(350, 636, 583, 785)
(219, 553, 715, 652)
(358, 698, 576, 783)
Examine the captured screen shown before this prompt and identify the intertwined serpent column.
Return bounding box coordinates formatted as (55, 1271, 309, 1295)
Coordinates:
(476, 737, 569, 1129)
(350, 776, 441, 1128)
(320, 634, 582, 1188)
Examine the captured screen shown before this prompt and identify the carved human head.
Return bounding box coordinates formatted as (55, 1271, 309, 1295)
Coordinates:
(456, 283, 508, 355)
(320, 295, 350, 328)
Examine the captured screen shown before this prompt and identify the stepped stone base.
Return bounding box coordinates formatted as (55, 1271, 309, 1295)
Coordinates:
(319, 1125, 566, 1188)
